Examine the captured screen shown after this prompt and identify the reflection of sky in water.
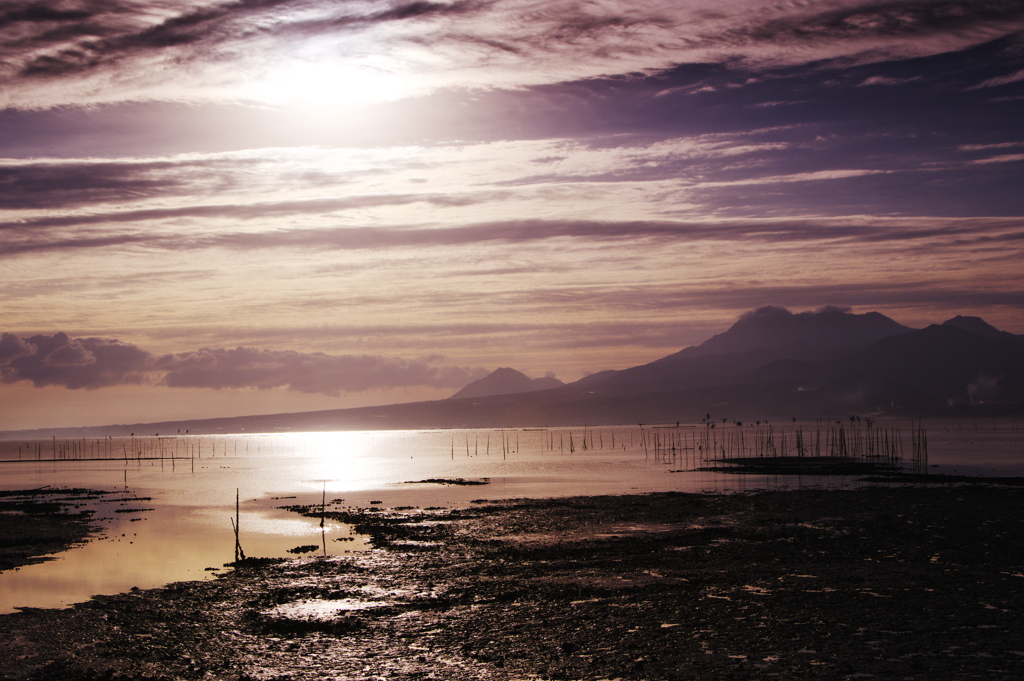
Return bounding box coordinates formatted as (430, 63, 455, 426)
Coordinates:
(0, 422, 1021, 613)
(0, 499, 365, 613)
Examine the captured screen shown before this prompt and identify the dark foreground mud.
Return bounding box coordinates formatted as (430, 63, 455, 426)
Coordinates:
(0, 488, 112, 572)
(2, 485, 1024, 680)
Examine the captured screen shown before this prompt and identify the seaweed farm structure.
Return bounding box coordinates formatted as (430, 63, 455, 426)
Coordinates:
(0, 433, 245, 475)
(0, 419, 934, 477)
(639, 418, 932, 476)
(450, 419, 936, 477)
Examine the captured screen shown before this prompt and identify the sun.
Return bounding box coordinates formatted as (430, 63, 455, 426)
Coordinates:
(246, 59, 417, 110)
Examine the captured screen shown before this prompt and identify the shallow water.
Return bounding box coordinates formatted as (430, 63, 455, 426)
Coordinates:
(0, 420, 1021, 613)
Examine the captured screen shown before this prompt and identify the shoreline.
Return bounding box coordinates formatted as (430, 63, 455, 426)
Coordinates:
(1, 484, 1023, 680)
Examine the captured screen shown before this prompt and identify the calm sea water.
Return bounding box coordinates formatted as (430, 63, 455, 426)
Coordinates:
(0, 421, 1021, 613)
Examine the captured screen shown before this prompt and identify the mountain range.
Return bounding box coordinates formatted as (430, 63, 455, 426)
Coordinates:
(428, 306, 1022, 425)
(4, 306, 1023, 437)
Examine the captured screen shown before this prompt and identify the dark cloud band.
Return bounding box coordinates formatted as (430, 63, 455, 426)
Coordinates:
(4, 215, 1023, 256)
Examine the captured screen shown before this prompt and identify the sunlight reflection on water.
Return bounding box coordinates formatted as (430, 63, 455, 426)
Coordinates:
(0, 421, 1020, 613)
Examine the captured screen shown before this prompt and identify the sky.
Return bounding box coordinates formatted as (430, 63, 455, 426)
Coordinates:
(1, 0, 1023, 430)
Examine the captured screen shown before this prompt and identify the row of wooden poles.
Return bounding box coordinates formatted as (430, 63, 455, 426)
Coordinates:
(636, 421, 929, 473)
(450, 420, 929, 473)
(946, 418, 1020, 433)
(452, 425, 657, 457)
(0, 435, 251, 462)
(450, 429, 523, 460)
(0, 420, 932, 473)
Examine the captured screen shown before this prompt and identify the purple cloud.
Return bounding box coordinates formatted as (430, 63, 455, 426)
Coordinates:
(0, 158, 237, 210)
(0, 331, 488, 394)
(0, 332, 36, 366)
(157, 346, 487, 394)
(1, 332, 152, 389)
(42, 339, 96, 366)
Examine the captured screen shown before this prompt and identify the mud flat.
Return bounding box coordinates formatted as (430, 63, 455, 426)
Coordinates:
(2, 484, 1023, 680)
(0, 488, 113, 573)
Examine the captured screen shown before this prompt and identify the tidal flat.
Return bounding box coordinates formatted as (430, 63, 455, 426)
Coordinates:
(1, 485, 1023, 681)
(0, 489, 113, 573)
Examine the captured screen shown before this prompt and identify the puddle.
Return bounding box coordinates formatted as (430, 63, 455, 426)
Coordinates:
(264, 598, 389, 622)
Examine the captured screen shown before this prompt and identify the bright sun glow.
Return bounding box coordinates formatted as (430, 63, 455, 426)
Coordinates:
(277, 431, 382, 492)
(247, 60, 416, 109)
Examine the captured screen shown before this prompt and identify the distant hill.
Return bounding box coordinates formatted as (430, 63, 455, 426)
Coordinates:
(449, 367, 564, 400)
(559, 310, 1023, 418)
(578, 306, 912, 396)
(672, 305, 912, 360)
(942, 315, 1024, 345)
(835, 323, 1024, 411)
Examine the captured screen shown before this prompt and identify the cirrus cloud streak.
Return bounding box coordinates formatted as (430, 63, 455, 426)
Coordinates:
(2, 0, 1023, 109)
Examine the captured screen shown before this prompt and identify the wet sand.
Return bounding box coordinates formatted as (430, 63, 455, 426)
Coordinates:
(1, 484, 1023, 680)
